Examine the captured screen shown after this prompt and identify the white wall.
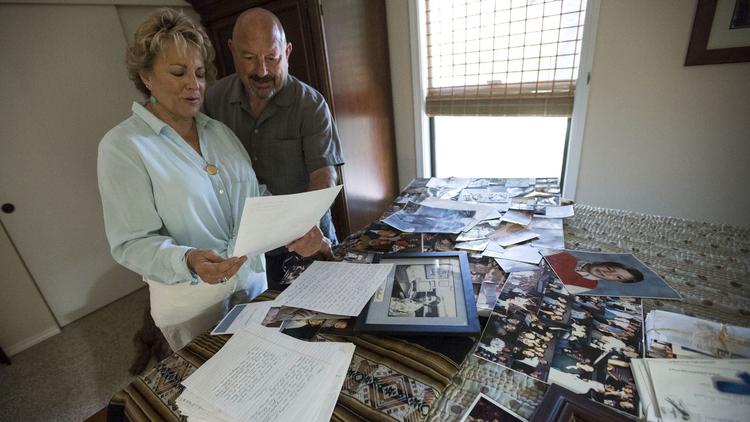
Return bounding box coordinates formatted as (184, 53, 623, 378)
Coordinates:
(387, 0, 750, 228)
(0, 0, 194, 354)
(572, 0, 750, 227)
(386, 0, 419, 189)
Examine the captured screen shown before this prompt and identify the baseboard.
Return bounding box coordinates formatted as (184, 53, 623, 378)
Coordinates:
(4, 325, 61, 356)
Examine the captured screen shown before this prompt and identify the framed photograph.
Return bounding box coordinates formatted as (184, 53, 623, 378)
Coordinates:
(354, 251, 481, 335)
(460, 393, 527, 422)
(530, 384, 633, 422)
(685, 0, 750, 65)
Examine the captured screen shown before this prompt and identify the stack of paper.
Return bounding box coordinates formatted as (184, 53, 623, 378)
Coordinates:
(176, 325, 355, 422)
(645, 310, 750, 358)
(274, 261, 394, 316)
(631, 358, 750, 422)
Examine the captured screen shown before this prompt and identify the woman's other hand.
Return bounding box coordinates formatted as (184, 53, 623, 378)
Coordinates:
(287, 226, 333, 259)
(186, 249, 247, 284)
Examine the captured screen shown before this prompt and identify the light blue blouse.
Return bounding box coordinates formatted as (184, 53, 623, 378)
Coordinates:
(98, 102, 266, 287)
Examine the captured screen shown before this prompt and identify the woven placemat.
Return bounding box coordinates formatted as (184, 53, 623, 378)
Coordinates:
(427, 203, 750, 421)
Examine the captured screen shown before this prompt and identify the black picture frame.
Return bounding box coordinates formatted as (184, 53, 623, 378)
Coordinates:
(529, 384, 634, 422)
(685, 0, 750, 65)
(354, 251, 481, 335)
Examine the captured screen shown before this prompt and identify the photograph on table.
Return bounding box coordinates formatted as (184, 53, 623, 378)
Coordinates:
(394, 178, 430, 204)
(460, 393, 526, 422)
(352, 222, 422, 254)
(423, 233, 458, 252)
(382, 201, 476, 234)
(261, 306, 345, 327)
(529, 217, 565, 250)
(543, 249, 681, 299)
(279, 318, 325, 340)
(473, 266, 644, 416)
(458, 185, 509, 203)
(456, 220, 502, 242)
(317, 318, 356, 337)
(355, 252, 480, 335)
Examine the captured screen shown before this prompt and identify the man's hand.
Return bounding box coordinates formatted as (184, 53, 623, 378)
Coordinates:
(308, 166, 337, 191)
(187, 249, 247, 284)
(287, 226, 333, 259)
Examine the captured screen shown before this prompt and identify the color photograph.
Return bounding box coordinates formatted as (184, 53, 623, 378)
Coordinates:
(474, 267, 643, 416)
(543, 250, 681, 299)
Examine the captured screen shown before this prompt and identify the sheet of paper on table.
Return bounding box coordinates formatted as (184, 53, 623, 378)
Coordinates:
(233, 185, 342, 257)
(645, 310, 750, 358)
(274, 261, 394, 316)
(211, 301, 278, 336)
(483, 243, 542, 265)
(501, 209, 533, 226)
(631, 358, 750, 422)
(539, 205, 574, 218)
(176, 325, 355, 422)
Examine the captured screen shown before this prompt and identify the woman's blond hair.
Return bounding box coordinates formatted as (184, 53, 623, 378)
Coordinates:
(126, 8, 216, 97)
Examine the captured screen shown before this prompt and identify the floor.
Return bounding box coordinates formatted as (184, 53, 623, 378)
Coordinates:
(0, 287, 151, 422)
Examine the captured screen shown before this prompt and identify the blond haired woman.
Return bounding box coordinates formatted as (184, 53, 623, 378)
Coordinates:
(98, 9, 327, 351)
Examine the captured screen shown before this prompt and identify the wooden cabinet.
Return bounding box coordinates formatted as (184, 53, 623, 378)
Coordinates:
(187, 0, 399, 237)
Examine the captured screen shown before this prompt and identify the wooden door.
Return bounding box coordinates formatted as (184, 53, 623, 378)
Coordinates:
(188, 0, 399, 237)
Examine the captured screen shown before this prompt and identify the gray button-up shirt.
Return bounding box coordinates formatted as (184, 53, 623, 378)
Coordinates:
(203, 74, 344, 196)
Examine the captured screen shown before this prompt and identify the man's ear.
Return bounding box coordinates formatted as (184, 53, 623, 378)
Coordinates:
(228, 38, 234, 54)
(285, 42, 293, 59)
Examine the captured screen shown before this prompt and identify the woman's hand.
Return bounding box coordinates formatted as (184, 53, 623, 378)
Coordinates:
(186, 249, 247, 284)
(287, 226, 333, 259)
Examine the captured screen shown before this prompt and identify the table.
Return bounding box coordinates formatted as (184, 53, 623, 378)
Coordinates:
(108, 180, 750, 421)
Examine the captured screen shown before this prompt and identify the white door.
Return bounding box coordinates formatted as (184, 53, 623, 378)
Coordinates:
(0, 4, 145, 325)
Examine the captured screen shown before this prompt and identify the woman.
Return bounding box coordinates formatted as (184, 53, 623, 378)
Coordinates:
(98, 9, 327, 351)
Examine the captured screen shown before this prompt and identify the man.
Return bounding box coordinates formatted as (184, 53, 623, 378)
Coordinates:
(203, 8, 344, 285)
(545, 251, 644, 294)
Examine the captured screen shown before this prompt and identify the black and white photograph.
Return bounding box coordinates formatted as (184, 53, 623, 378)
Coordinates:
(382, 201, 476, 234)
(387, 263, 457, 318)
(355, 252, 481, 335)
(473, 266, 644, 416)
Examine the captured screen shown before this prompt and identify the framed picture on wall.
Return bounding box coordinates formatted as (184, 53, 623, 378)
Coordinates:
(685, 0, 750, 65)
(354, 251, 481, 335)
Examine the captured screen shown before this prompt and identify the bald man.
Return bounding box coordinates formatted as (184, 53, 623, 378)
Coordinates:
(203, 8, 344, 286)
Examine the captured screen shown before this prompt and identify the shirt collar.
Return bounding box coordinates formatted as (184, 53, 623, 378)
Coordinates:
(131, 101, 211, 135)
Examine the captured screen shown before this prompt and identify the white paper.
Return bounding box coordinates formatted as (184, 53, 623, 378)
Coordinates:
(645, 310, 750, 358)
(501, 209, 533, 226)
(426, 177, 471, 189)
(494, 244, 542, 264)
(540, 205, 574, 218)
(275, 261, 394, 316)
(487, 223, 539, 247)
(494, 258, 540, 273)
(233, 185, 342, 257)
(632, 358, 750, 422)
(211, 301, 278, 335)
(480, 241, 505, 258)
(421, 198, 502, 222)
(177, 325, 355, 422)
(454, 239, 490, 251)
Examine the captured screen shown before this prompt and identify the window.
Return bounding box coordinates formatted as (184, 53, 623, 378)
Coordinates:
(423, 0, 587, 180)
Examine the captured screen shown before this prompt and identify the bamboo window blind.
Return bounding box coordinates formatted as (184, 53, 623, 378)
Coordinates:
(425, 0, 586, 117)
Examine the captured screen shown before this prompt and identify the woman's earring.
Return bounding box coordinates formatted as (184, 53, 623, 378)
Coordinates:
(149, 95, 158, 104)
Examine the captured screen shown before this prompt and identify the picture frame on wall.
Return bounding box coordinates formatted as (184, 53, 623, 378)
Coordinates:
(354, 251, 481, 335)
(685, 0, 750, 65)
